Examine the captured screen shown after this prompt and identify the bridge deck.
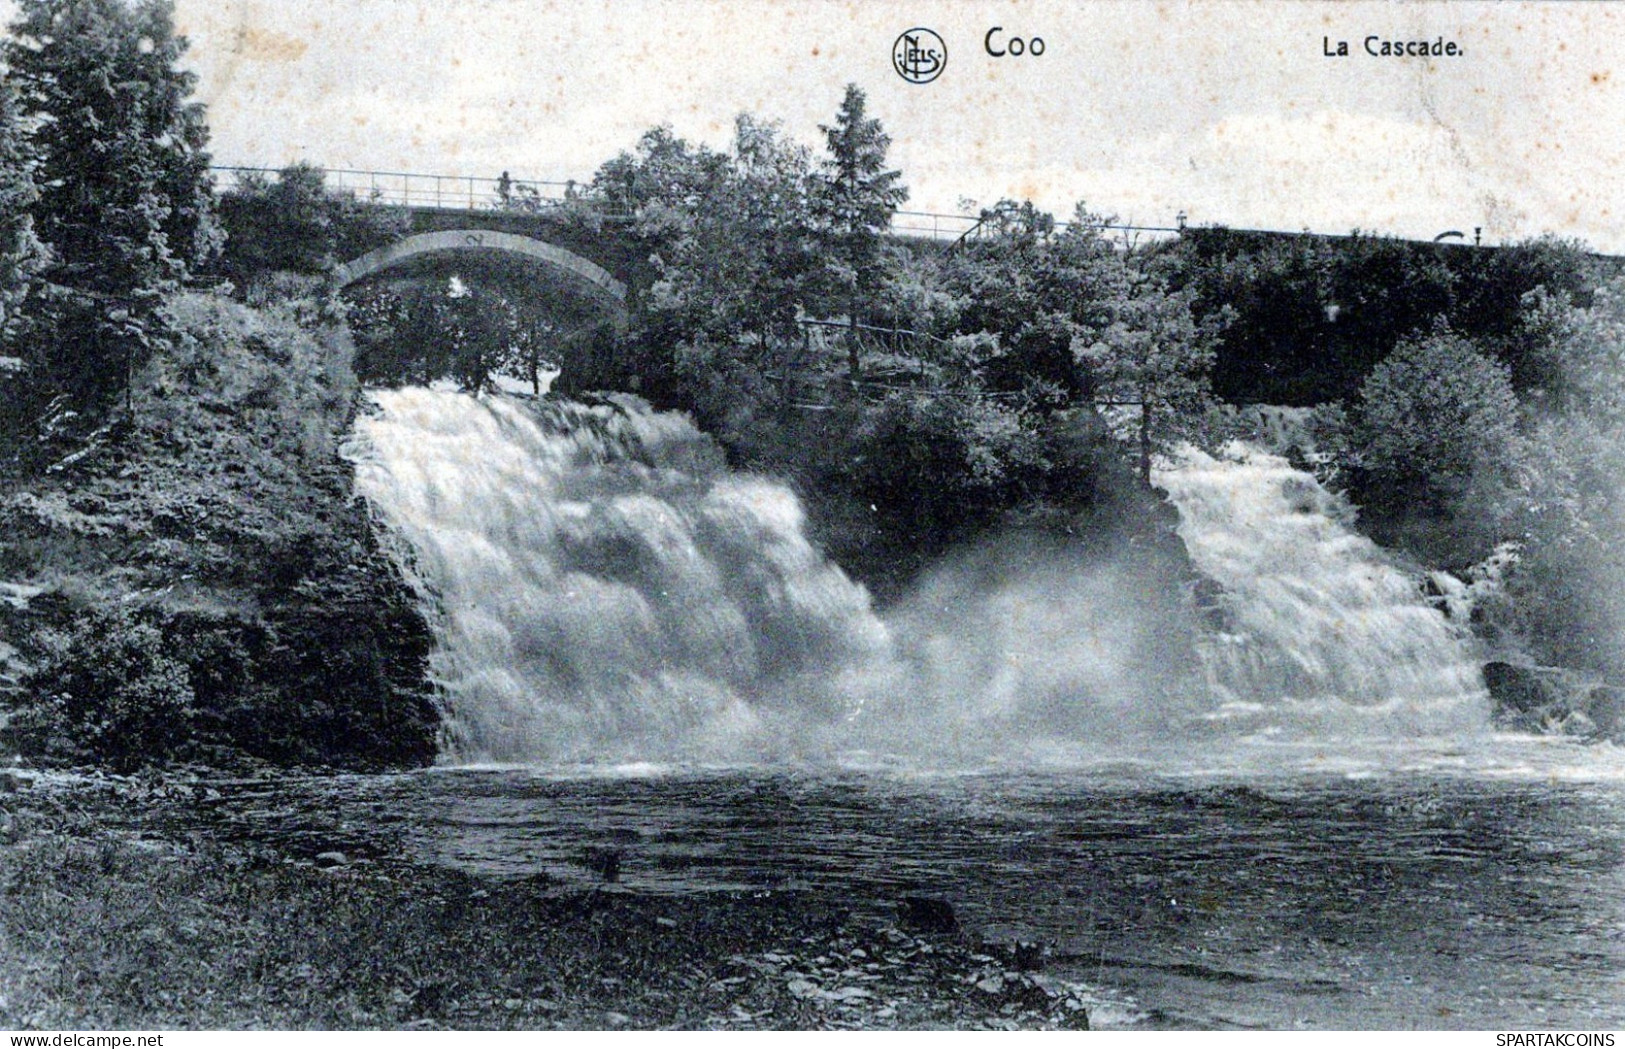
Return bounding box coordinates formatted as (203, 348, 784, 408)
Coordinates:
(209, 165, 1094, 244)
(212, 165, 1503, 249)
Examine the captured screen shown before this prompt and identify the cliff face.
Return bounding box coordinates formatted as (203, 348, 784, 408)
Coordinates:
(0, 292, 439, 771)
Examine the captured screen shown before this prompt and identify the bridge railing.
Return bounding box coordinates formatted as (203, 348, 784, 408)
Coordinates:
(211, 165, 596, 215)
(208, 165, 1187, 243)
(890, 210, 983, 242)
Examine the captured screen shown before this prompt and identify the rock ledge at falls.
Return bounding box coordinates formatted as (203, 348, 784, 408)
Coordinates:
(0, 292, 439, 772)
(1484, 661, 1625, 743)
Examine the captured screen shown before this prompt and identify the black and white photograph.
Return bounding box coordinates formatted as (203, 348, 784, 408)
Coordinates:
(0, 0, 1622, 1034)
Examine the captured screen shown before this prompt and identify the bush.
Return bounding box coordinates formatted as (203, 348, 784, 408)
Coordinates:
(1354, 329, 1520, 485)
(11, 606, 196, 772)
(212, 163, 409, 284)
(1347, 329, 1524, 565)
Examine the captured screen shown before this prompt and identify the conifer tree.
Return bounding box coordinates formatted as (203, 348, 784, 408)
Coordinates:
(5, 0, 221, 404)
(0, 79, 48, 460)
(815, 84, 907, 379)
(0, 79, 46, 345)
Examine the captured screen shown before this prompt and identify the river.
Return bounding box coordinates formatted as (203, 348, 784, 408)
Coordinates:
(189, 736, 1624, 1030)
(325, 388, 1624, 1028)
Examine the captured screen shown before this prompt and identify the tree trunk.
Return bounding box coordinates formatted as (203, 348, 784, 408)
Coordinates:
(847, 300, 860, 384)
(1140, 401, 1153, 486)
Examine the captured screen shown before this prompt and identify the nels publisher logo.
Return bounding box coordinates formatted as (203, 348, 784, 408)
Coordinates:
(892, 28, 946, 84)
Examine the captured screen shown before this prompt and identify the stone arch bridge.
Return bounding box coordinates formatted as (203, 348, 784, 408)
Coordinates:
(331, 228, 629, 329)
(213, 164, 1001, 328)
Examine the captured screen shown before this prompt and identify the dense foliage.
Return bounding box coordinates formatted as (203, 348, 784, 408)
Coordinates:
(1162, 228, 1602, 405)
(11, 606, 196, 772)
(1296, 280, 1625, 687)
(0, 80, 45, 346)
(0, 295, 440, 770)
(1495, 282, 1625, 681)
(211, 162, 410, 286)
(0, 80, 48, 449)
(4, 0, 221, 410)
(554, 94, 1215, 595)
(1344, 329, 1524, 563)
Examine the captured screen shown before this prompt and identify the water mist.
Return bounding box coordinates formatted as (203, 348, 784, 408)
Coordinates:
(1153, 442, 1488, 737)
(348, 391, 1490, 765)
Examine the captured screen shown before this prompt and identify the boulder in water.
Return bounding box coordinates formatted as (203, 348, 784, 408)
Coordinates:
(1586, 685, 1625, 742)
(1483, 661, 1547, 716)
(1485, 661, 1625, 741)
(898, 896, 961, 936)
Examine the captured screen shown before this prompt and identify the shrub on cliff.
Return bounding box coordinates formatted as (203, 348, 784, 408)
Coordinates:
(1346, 328, 1525, 565)
(0, 292, 440, 771)
(11, 606, 196, 772)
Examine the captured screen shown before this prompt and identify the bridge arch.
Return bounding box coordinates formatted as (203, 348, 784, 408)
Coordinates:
(332, 229, 628, 326)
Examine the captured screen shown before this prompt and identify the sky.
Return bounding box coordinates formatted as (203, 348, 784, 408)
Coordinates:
(27, 1, 1625, 250)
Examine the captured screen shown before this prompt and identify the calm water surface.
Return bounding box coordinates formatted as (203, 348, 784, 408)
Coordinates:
(192, 735, 1625, 1030)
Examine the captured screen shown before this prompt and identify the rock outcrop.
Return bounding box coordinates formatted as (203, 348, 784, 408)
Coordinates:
(1484, 661, 1624, 743)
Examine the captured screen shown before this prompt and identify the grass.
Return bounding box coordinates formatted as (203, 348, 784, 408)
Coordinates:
(0, 772, 1093, 1031)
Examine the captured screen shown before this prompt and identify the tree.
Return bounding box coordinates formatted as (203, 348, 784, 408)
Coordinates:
(213, 162, 409, 283)
(591, 125, 730, 221)
(1354, 329, 1520, 491)
(814, 84, 908, 379)
(938, 201, 1079, 404)
(0, 79, 49, 469)
(644, 114, 822, 435)
(1077, 270, 1220, 483)
(936, 200, 1218, 478)
(1455, 235, 1598, 386)
(0, 80, 46, 344)
(347, 274, 580, 395)
(1347, 328, 1524, 564)
(6, 0, 221, 405)
(9, 0, 221, 296)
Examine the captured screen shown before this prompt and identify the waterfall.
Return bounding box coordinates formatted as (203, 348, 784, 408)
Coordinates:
(1153, 442, 1489, 737)
(349, 390, 1489, 765)
(346, 387, 891, 763)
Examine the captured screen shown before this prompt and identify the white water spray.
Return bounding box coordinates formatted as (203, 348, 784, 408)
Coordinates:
(1153, 442, 1489, 737)
(346, 387, 891, 762)
(349, 392, 1489, 764)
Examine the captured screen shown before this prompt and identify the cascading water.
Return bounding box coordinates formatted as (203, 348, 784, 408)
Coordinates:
(1153, 442, 1489, 737)
(349, 389, 1490, 765)
(325, 395, 1616, 1034)
(346, 387, 891, 763)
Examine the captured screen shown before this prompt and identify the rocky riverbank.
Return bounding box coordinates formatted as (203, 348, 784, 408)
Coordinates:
(0, 769, 1095, 1031)
(1483, 660, 1625, 744)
